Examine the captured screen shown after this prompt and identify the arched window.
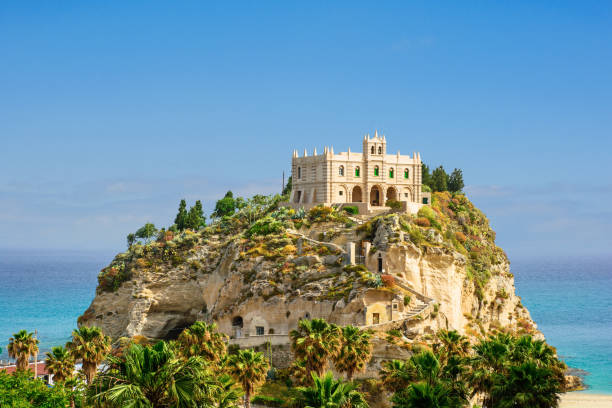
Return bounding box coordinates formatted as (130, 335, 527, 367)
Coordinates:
(374, 166, 379, 176)
(378, 146, 382, 154)
(339, 165, 344, 176)
(297, 167, 301, 179)
(355, 166, 360, 177)
(404, 168, 409, 179)
(389, 168, 394, 178)
(371, 146, 375, 154)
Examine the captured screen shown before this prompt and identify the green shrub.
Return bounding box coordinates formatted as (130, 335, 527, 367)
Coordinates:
(385, 200, 402, 210)
(343, 205, 359, 215)
(403, 295, 411, 306)
(252, 395, 285, 407)
(247, 216, 286, 236)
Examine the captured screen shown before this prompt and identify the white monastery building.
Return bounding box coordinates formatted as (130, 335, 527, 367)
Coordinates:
(287, 132, 430, 214)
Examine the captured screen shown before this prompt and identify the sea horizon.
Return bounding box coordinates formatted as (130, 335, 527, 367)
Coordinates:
(0, 248, 610, 393)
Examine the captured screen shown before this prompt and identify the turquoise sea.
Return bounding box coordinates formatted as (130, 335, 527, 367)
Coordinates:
(0, 249, 610, 393)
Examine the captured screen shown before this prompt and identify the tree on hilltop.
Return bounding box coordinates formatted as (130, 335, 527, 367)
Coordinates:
(135, 223, 158, 244)
(213, 191, 236, 218)
(186, 200, 206, 230)
(448, 169, 464, 193)
(174, 199, 188, 230)
(431, 166, 448, 192)
(422, 164, 432, 189)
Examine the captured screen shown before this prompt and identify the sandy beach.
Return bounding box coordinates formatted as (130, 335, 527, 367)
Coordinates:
(560, 393, 612, 408)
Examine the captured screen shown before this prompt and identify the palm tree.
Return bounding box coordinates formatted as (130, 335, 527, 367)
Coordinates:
(380, 359, 413, 393)
(391, 382, 462, 408)
(290, 318, 341, 378)
(332, 325, 373, 380)
(89, 341, 217, 408)
(45, 345, 75, 383)
(469, 335, 511, 406)
(177, 321, 227, 362)
(67, 326, 111, 384)
(435, 330, 470, 364)
(7, 330, 39, 371)
(213, 373, 242, 408)
(490, 361, 561, 408)
(297, 371, 368, 408)
(227, 349, 269, 408)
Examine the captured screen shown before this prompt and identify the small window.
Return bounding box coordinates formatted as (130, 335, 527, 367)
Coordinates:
(256, 326, 264, 336)
(393, 304, 398, 309)
(378, 146, 382, 154)
(374, 166, 379, 176)
(404, 193, 408, 198)
(355, 166, 360, 177)
(297, 167, 301, 179)
(422, 197, 429, 204)
(339, 165, 344, 176)
(404, 169, 409, 179)
(389, 168, 394, 178)
(339, 190, 343, 196)
(371, 146, 375, 154)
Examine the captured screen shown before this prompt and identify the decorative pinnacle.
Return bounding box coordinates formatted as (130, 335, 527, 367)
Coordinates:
(313, 147, 317, 155)
(304, 148, 308, 157)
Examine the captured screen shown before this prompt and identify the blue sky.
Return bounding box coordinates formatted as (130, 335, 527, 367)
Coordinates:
(1, 1, 611, 258)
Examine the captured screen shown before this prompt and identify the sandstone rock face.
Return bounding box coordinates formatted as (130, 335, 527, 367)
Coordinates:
(81, 202, 540, 345)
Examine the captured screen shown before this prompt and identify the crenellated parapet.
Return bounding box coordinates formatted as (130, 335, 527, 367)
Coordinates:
(287, 131, 427, 213)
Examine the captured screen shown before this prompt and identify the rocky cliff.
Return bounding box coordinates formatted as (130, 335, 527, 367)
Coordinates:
(79, 193, 540, 347)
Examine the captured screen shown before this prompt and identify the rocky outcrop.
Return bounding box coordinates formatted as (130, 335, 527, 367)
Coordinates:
(80, 193, 541, 347)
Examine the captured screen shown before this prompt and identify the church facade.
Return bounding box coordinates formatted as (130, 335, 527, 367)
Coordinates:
(288, 132, 429, 213)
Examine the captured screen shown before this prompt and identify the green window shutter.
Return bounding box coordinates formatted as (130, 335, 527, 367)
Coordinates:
(374, 167, 379, 176)
(389, 169, 394, 178)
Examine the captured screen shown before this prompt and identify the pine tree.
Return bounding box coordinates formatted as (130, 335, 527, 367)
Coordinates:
(174, 199, 188, 230)
(431, 166, 448, 192)
(186, 200, 206, 230)
(135, 223, 158, 244)
(448, 169, 464, 193)
(422, 164, 432, 189)
(126, 233, 136, 248)
(283, 176, 292, 196)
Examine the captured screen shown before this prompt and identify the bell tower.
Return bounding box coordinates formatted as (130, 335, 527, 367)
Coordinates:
(363, 130, 386, 157)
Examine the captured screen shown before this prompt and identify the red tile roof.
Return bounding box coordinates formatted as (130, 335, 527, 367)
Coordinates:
(0, 362, 50, 376)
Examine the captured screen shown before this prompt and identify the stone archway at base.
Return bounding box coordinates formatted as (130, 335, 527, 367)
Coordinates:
(386, 187, 398, 202)
(370, 186, 383, 206)
(352, 186, 363, 202)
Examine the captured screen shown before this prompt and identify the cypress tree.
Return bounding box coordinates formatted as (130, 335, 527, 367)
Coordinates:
(174, 199, 188, 230)
(431, 166, 448, 192)
(448, 168, 464, 193)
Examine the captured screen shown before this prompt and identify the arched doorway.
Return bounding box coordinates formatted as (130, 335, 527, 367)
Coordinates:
(370, 186, 382, 206)
(232, 316, 244, 338)
(386, 187, 397, 202)
(352, 186, 362, 202)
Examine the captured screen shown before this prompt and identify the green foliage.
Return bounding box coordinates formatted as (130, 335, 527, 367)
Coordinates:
(88, 341, 217, 408)
(126, 232, 136, 248)
(186, 200, 206, 230)
(252, 395, 285, 407)
(227, 349, 270, 408)
(403, 296, 411, 306)
(431, 166, 448, 192)
(0, 371, 72, 408)
(296, 372, 369, 408)
(290, 319, 342, 378)
(247, 216, 286, 237)
(8, 330, 39, 372)
(447, 169, 464, 193)
(421, 163, 432, 189)
(386, 200, 402, 210)
(343, 205, 359, 215)
(421, 184, 432, 193)
(135, 222, 158, 243)
(332, 326, 373, 380)
(214, 191, 237, 218)
(174, 199, 188, 230)
(282, 176, 292, 197)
